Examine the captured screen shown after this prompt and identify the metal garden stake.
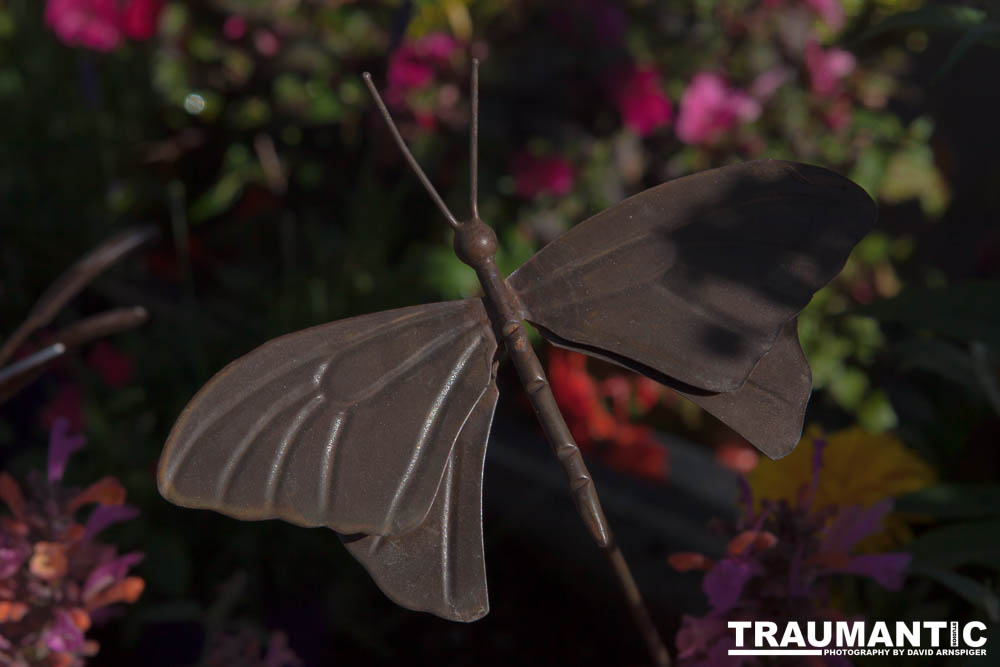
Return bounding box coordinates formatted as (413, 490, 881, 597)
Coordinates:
(157, 61, 876, 667)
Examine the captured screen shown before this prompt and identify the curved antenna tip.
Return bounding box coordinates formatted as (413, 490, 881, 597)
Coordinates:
(362, 72, 373, 82)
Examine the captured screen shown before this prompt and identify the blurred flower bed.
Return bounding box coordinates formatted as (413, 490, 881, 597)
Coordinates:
(2, 0, 999, 664)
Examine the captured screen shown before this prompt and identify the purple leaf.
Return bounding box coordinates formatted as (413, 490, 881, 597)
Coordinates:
(703, 558, 760, 613)
(83, 551, 144, 599)
(834, 553, 911, 590)
(822, 499, 893, 554)
(47, 417, 86, 483)
(82, 504, 139, 542)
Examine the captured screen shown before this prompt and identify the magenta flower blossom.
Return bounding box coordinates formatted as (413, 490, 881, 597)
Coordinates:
(804, 40, 856, 97)
(511, 151, 574, 199)
(676, 73, 761, 145)
(223, 15, 248, 41)
(385, 32, 459, 106)
(45, 0, 121, 52)
(613, 65, 674, 136)
(669, 439, 911, 666)
(45, 0, 163, 51)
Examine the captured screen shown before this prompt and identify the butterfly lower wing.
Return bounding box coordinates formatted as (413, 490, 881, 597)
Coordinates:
(157, 299, 497, 536)
(341, 381, 497, 622)
(674, 320, 810, 459)
(509, 160, 875, 394)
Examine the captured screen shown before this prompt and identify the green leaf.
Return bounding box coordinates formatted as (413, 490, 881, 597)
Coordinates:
(909, 520, 1000, 569)
(892, 337, 980, 392)
(856, 6, 988, 43)
(856, 282, 1000, 349)
(897, 484, 1000, 519)
(909, 565, 1000, 622)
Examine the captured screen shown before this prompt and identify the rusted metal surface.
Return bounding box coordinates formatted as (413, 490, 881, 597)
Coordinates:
(158, 299, 496, 537)
(157, 61, 875, 667)
(342, 381, 497, 622)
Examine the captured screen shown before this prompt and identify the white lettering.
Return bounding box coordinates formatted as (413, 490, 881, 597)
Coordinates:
(756, 622, 779, 647)
(781, 622, 806, 647)
(729, 621, 752, 647)
(965, 621, 987, 648)
(925, 621, 947, 647)
(869, 622, 892, 647)
(808, 621, 832, 647)
(837, 622, 864, 648)
(896, 621, 920, 647)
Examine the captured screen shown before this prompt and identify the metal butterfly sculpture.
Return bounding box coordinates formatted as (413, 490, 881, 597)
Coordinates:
(157, 62, 875, 666)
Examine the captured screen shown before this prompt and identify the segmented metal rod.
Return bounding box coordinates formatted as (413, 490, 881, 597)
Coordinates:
(474, 258, 671, 667)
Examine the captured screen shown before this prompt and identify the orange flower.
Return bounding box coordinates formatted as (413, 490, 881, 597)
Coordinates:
(0, 472, 26, 519)
(668, 552, 714, 572)
(85, 576, 144, 610)
(30, 542, 69, 582)
(0, 600, 28, 622)
(67, 477, 126, 512)
(67, 607, 91, 632)
(726, 530, 778, 556)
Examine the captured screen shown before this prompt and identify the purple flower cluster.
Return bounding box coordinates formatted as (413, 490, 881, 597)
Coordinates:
(0, 419, 144, 666)
(669, 440, 911, 666)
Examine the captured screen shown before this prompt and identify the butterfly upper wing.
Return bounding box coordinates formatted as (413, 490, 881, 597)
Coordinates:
(509, 160, 875, 394)
(157, 299, 497, 537)
(341, 381, 497, 622)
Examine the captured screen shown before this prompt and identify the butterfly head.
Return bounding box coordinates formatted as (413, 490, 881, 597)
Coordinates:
(453, 218, 497, 268)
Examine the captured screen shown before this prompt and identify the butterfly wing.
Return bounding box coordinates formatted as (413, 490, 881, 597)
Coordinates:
(157, 299, 497, 536)
(509, 160, 874, 393)
(341, 381, 497, 622)
(509, 160, 874, 457)
(675, 320, 810, 458)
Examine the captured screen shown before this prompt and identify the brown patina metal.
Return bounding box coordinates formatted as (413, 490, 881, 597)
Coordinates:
(156, 61, 875, 667)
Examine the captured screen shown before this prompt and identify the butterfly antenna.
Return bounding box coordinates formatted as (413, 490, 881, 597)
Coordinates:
(362, 72, 461, 229)
(469, 58, 480, 220)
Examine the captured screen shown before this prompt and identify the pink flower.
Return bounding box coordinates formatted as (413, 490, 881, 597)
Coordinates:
(676, 73, 761, 145)
(414, 32, 457, 62)
(385, 32, 460, 108)
(804, 40, 855, 97)
(45, 0, 163, 51)
(223, 15, 248, 41)
(87, 341, 134, 388)
(750, 66, 793, 101)
(119, 0, 162, 40)
(45, 0, 122, 52)
(613, 65, 673, 136)
(388, 46, 434, 94)
(511, 152, 574, 199)
(253, 29, 281, 57)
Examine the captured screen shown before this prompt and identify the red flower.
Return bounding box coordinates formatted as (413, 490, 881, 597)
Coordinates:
(511, 151, 574, 199)
(548, 348, 669, 481)
(119, 0, 162, 40)
(613, 65, 673, 136)
(86, 341, 134, 388)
